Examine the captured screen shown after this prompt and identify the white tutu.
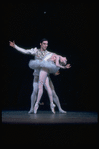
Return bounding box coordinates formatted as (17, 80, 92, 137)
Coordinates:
(29, 59, 60, 74)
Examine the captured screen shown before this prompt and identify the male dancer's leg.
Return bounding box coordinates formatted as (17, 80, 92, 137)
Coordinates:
(28, 76, 39, 114)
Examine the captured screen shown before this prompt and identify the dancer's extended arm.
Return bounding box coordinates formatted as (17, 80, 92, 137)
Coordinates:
(9, 41, 37, 55)
(56, 55, 71, 69)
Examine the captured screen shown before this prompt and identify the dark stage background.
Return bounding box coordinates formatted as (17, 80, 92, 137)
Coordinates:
(2, 2, 96, 112)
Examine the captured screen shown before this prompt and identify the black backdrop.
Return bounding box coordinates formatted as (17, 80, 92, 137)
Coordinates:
(2, 2, 96, 111)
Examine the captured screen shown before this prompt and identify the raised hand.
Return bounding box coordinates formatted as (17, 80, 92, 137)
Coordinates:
(9, 41, 15, 48)
(65, 64, 71, 69)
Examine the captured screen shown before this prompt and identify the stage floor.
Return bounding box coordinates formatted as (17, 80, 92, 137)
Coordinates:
(2, 110, 98, 124)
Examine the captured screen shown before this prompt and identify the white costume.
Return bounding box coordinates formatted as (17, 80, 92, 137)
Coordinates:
(29, 53, 60, 74)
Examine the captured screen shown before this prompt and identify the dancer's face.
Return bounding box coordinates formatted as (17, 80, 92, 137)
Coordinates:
(40, 41, 48, 51)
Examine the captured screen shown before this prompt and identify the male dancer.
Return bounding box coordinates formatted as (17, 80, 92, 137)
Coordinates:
(9, 39, 66, 113)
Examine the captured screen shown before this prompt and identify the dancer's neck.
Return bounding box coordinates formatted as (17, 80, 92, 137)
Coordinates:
(40, 47, 46, 52)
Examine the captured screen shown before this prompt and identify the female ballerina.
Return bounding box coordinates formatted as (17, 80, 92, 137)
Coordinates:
(29, 52, 71, 113)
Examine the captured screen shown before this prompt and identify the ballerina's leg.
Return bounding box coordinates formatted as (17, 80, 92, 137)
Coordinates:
(49, 78, 67, 113)
(44, 77, 56, 113)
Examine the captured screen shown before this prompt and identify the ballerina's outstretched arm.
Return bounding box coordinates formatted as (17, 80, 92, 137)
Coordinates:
(55, 55, 70, 69)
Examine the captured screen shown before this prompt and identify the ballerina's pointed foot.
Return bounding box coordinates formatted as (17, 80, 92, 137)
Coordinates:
(28, 109, 34, 114)
(59, 109, 67, 114)
(50, 102, 56, 114)
(34, 103, 39, 114)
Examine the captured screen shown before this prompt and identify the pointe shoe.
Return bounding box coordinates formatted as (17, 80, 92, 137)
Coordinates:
(50, 102, 56, 114)
(34, 103, 39, 114)
(28, 109, 34, 114)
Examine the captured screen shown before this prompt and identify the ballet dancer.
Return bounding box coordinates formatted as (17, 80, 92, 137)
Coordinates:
(29, 49, 71, 114)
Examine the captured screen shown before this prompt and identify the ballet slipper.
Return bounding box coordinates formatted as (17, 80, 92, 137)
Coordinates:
(50, 102, 56, 114)
(34, 103, 39, 114)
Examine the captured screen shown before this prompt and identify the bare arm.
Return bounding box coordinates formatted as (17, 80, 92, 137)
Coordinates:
(9, 41, 36, 55)
(55, 55, 71, 69)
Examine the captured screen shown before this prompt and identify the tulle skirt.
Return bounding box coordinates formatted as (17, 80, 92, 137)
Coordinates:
(29, 59, 60, 74)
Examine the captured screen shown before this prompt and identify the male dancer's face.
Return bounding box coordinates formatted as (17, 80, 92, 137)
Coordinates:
(40, 41, 48, 51)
